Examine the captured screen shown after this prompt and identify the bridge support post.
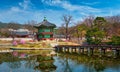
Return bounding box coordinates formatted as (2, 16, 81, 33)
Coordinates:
(71, 48, 73, 53)
(91, 48, 93, 55)
(67, 47, 69, 52)
(56, 47, 59, 52)
(87, 48, 93, 56)
(74, 47, 76, 52)
(59, 47, 63, 52)
(57, 47, 59, 52)
(61, 47, 63, 52)
(63, 47, 66, 52)
(100, 48, 103, 57)
(55, 47, 57, 52)
(69, 47, 73, 53)
(78, 47, 81, 54)
(81, 48, 84, 54)
(113, 49, 119, 58)
(100, 48, 106, 57)
(103, 49, 106, 55)
(57, 47, 62, 52)
(87, 48, 91, 56)
(118, 50, 120, 56)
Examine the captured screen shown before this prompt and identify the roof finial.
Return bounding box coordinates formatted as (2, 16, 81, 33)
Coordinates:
(44, 17, 47, 21)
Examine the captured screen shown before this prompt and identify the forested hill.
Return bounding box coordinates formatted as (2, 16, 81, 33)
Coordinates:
(0, 21, 23, 29)
(0, 22, 8, 28)
(0, 21, 36, 31)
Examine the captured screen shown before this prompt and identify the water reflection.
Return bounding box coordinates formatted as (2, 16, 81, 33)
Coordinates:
(56, 53, 120, 72)
(0, 50, 56, 72)
(0, 50, 120, 72)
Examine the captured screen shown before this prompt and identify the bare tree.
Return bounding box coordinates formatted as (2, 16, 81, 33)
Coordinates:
(62, 15, 73, 40)
(57, 24, 66, 35)
(24, 20, 37, 40)
(106, 15, 120, 23)
(24, 20, 37, 32)
(82, 16, 94, 27)
(105, 15, 120, 37)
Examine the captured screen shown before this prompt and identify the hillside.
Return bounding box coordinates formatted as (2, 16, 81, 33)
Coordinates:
(0, 21, 36, 31)
(0, 22, 7, 28)
(0, 21, 23, 29)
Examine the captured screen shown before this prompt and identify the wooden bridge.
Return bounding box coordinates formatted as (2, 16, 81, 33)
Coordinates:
(54, 45, 120, 57)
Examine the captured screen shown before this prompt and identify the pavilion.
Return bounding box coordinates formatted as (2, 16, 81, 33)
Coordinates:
(34, 17, 56, 40)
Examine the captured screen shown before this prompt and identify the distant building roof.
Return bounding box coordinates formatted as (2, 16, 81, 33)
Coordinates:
(15, 32, 29, 36)
(16, 29, 29, 32)
(9, 28, 29, 32)
(9, 28, 30, 36)
(34, 17, 56, 28)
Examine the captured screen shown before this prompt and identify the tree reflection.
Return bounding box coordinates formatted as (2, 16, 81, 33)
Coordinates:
(7, 61, 21, 69)
(0, 53, 22, 70)
(55, 56, 74, 72)
(63, 58, 72, 72)
(58, 53, 120, 72)
(24, 56, 37, 69)
(6, 53, 21, 69)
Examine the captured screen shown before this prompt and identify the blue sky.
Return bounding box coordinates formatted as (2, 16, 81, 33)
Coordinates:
(0, 0, 120, 26)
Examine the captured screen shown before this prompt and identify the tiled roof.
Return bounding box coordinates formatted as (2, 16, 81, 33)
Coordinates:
(34, 19, 56, 28)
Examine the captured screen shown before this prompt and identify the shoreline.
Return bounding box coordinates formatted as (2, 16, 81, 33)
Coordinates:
(10, 47, 55, 50)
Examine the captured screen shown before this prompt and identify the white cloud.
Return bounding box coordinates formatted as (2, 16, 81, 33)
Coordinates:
(0, 0, 35, 23)
(10, 7, 21, 12)
(97, 9, 120, 17)
(0, 8, 65, 26)
(81, 2, 100, 5)
(10, 0, 33, 12)
(42, 0, 61, 5)
(42, 0, 101, 12)
(62, 2, 100, 12)
(6, 0, 36, 18)
(19, 0, 33, 10)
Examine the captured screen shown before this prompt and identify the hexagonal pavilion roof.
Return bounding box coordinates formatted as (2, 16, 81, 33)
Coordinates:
(34, 17, 56, 28)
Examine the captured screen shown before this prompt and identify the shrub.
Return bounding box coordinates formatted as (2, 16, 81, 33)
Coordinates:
(12, 40, 18, 46)
(111, 36, 120, 45)
(19, 39, 26, 44)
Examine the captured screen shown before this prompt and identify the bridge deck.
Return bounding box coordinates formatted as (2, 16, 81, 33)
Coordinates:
(54, 45, 120, 57)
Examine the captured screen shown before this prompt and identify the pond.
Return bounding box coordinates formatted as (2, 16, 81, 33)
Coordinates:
(0, 50, 120, 72)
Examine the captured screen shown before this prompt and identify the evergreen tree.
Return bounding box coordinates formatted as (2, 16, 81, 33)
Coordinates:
(86, 17, 106, 45)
